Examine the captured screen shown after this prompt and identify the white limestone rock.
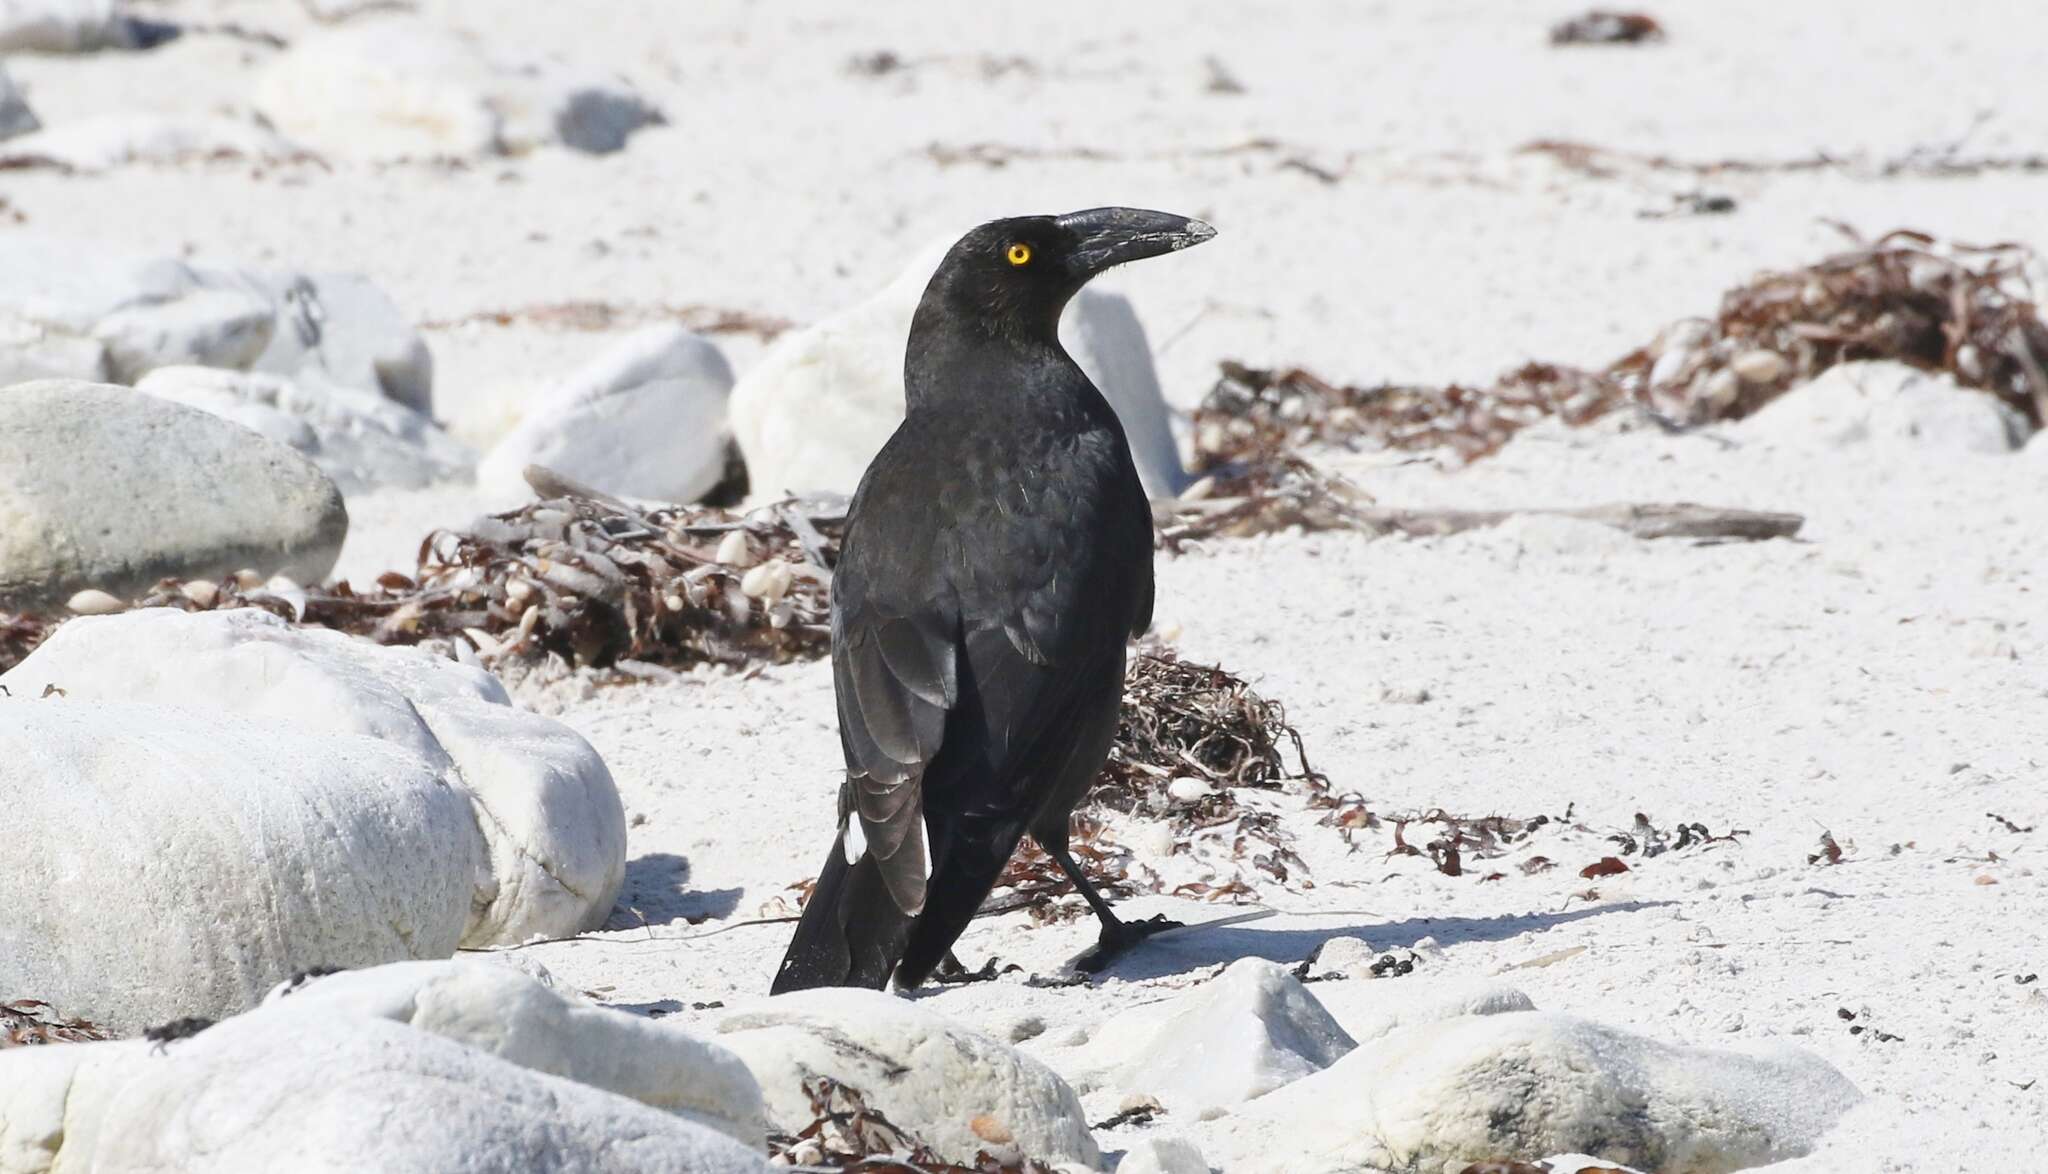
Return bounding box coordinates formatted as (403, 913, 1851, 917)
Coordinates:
(1739, 360, 2031, 454)
(2, 607, 628, 949)
(0, 62, 36, 140)
(1206, 1012, 1862, 1173)
(729, 235, 1190, 501)
(716, 988, 1100, 1169)
(1043, 958, 1355, 1114)
(0, 701, 483, 1034)
(0, 380, 347, 607)
(264, 960, 768, 1148)
(479, 324, 735, 505)
(255, 17, 664, 160)
(90, 1013, 767, 1173)
(137, 366, 472, 493)
(0, 114, 304, 171)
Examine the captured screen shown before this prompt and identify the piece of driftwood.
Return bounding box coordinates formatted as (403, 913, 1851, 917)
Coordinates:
(1164, 498, 1803, 542)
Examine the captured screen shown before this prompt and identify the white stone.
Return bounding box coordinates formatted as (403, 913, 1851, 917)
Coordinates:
(729, 234, 1190, 501)
(2, 607, 628, 949)
(0, 62, 36, 140)
(1166, 775, 1212, 803)
(255, 17, 664, 161)
(93, 283, 275, 383)
(1207, 1012, 1861, 1173)
(246, 270, 435, 412)
(1116, 1136, 1210, 1174)
(136, 365, 472, 493)
(1307, 934, 1378, 979)
(0, 701, 483, 1034)
(1312, 977, 1536, 1045)
(63, 587, 124, 614)
(0, 115, 305, 171)
(0, 380, 347, 608)
(1043, 958, 1354, 1114)
(716, 987, 1100, 1169)
(0, 0, 127, 52)
(263, 960, 768, 1148)
(82, 1013, 767, 1173)
(1740, 360, 2030, 454)
(479, 324, 734, 505)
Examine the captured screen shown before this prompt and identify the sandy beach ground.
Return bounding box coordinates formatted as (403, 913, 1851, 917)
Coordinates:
(7, 1, 2045, 1168)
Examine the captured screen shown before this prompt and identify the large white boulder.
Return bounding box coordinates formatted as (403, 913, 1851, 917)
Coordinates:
(3, 607, 628, 950)
(729, 236, 1190, 500)
(71, 1014, 766, 1173)
(0, 114, 304, 171)
(265, 960, 769, 1148)
(479, 324, 735, 505)
(0, 701, 484, 1035)
(0, 380, 348, 607)
(1040, 958, 1355, 1114)
(1739, 360, 2032, 454)
(716, 988, 1101, 1170)
(0, 236, 434, 409)
(137, 366, 472, 493)
(0, 63, 36, 139)
(255, 17, 664, 160)
(0, 959, 771, 1172)
(1206, 1012, 1862, 1173)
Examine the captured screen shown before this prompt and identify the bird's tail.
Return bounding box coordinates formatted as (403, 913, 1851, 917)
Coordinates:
(770, 833, 915, 994)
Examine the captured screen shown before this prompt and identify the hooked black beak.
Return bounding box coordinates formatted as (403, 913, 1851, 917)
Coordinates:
(1056, 207, 1217, 275)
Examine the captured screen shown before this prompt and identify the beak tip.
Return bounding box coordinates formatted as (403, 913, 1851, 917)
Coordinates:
(1183, 219, 1218, 247)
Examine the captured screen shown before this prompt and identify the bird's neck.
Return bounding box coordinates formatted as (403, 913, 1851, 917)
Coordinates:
(903, 303, 1076, 415)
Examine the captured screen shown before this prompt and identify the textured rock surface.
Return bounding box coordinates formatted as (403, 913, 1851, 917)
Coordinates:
(0, 380, 347, 607)
(716, 988, 1101, 1169)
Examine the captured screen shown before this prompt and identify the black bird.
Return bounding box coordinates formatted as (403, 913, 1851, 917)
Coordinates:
(772, 208, 1216, 993)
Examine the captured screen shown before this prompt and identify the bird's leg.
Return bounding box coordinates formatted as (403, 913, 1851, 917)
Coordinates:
(1045, 844, 1181, 972)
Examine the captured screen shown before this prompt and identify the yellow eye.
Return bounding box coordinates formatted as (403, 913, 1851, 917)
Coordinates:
(1006, 242, 1032, 266)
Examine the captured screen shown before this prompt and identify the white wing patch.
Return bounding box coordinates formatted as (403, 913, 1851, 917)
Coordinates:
(918, 813, 933, 879)
(842, 814, 869, 865)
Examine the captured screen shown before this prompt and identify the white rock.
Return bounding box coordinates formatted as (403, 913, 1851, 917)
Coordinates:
(85, 1013, 767, 1173)
(716, 529, 756, 567)
(739, 560, 791, 603)
(1117, 1136, 1211, 1174)
(2, 607, 628, 949)
(0, 0, 130, 52)
(1044, 958, 1355, 1114)
(0, 114, 305, 171)
(1307, 934, 1378, 979)
(716, 988, 1100, 1169)
(0, 236, 432, 407)
(479, 324, 734, 505)
(1740, 360, 2029, 454)
(1208, 1012, 1861, 1173)
(264, 960, 768, 1147)
(136, 365, 472, 493)
(0, 62, 37, 140)
(1312, 977, 1536, 1044)
(0, 701, 483, 1033)
(247, 270, 435, 412)
(1165, 775, 1212, 804)
(64, 587, 124, 614)
(0, 380, 347, 608)
(730, 235, 1189, 500)
(255, 17, 664, 160)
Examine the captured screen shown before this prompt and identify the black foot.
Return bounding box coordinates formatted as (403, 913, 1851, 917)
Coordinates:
(1072, 914, 1183, 973)
(930, 954, 1016, 986)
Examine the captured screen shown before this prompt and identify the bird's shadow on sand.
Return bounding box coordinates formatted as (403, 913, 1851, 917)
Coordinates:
(1092, 901, 1673, 983)
(603, 853, 744, 931)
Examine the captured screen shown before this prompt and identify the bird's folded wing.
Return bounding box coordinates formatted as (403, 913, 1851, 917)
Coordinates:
(834, 602, 954, 914)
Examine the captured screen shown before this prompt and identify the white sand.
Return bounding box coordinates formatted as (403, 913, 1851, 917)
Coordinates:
(7, 1, 2045, 1166)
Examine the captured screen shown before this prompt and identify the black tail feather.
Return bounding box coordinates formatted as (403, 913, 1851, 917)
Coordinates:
(893, 817, 1019, 989)
(770, 833, 914, 994)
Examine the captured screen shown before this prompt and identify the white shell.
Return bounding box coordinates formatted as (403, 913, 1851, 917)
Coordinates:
(66, 588, 126, 615)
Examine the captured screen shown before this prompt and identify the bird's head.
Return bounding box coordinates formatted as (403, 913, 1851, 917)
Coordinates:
(918, 207, 1216, 342)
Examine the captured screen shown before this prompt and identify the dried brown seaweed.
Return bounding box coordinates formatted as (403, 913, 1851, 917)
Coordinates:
(1549, 10, 1665, 45)
(768, 1077, 1055, 1173)
(2, 999, 110, 1047)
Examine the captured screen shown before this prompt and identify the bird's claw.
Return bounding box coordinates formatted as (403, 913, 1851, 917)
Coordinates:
(1072, 914, 1184, 973)
(930, 956, 1014, 986)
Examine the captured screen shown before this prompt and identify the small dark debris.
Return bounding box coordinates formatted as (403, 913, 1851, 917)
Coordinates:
(1092, 1102, 1163, 1131)
(847, 49, 905, 77)
(1837, 1007, 1857, 1021)
(1369, 952, 1417, 978)
(280, 965, 343, 995)
(144, 1016, 215, 1051)
(1810, 832, 1845, 866)
(1989, 812, 2035, 834)
(1580, 856, 1630, 879)
(1550, 10, 1665, 45)
(2016, 974, 2038, 986)
(691, 1000, 726, 1010)
(1202, 55, 1245, 95)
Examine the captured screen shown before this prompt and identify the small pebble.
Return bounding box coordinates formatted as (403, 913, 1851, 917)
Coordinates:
(234, 568, 263, 589)
(1731, 349, 1790, 384)
(1166, 776, 1212, 803)
(716, 530, 757, 568)
(1701, 368, 1742, 409)
(180, 579, 219, 608)
(66, 588, 125, 615)
(740, 560, 792, 603)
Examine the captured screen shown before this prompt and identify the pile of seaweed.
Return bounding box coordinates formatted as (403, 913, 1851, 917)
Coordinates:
(2, 999, 109, 1047)
(1191, 228, 2046, 473)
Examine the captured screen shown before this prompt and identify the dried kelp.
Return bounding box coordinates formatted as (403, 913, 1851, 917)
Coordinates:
(2, 999, 110, 1047)
(769, 1077, 1055, 1173)
(1197, 228, 2046, 467)
(1549, 10, 1665, 45)
(0, 612, 59, 677)
(988, 650, 1331, 919)
(1614, 228, 2048, 426)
